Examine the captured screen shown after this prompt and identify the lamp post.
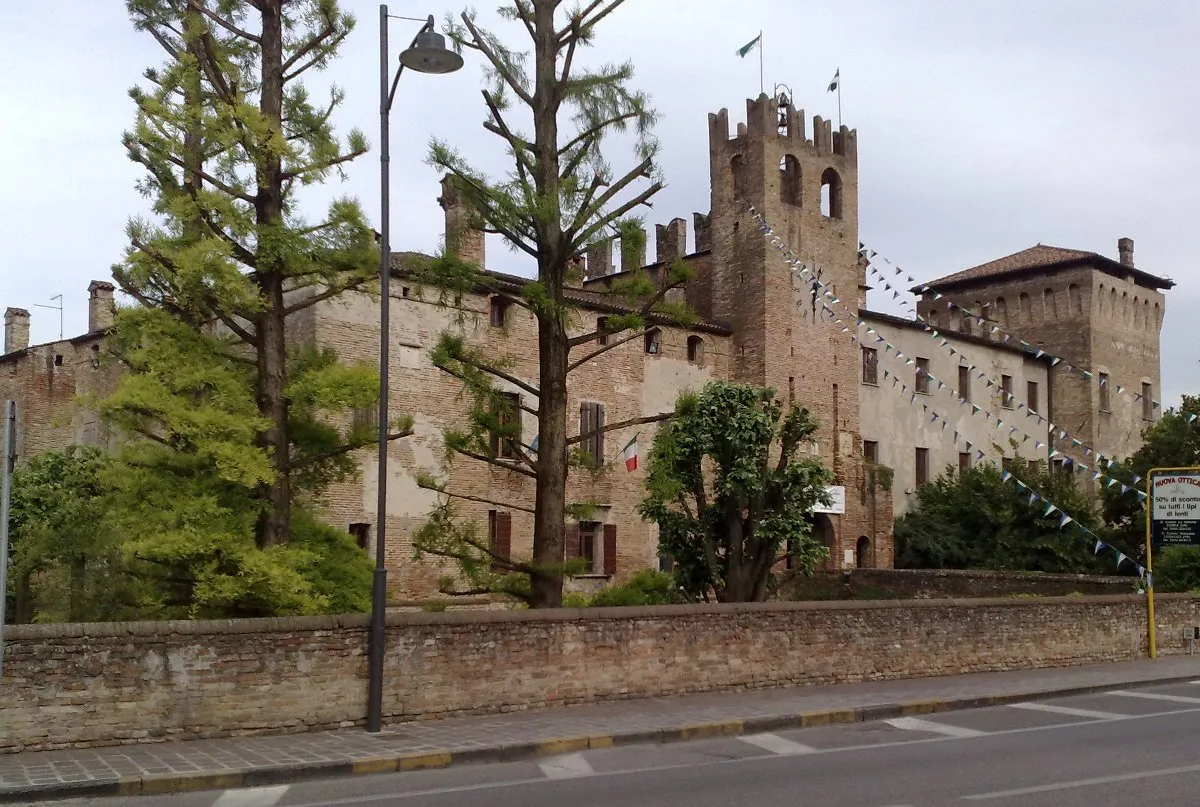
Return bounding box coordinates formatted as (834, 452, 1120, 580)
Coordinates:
(369, 5, 462, 735)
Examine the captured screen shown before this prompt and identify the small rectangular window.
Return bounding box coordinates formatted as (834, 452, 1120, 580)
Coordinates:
(490, 392, 521, 458)
(596, 316, 609, 346)
(349, 523, 370, 551)
(1001, 375, 1014, 409)
(958, 365, 971, 402)
(1002, 457, 1013, 471)
(863, 440, 879, 464)
(915, 447, 930, 487)
(1099, 372, 1111, 412)
(958, 452, 970, 473)
(915, 358, 930, 394)
(489, 296, 509, 328)
(1143, 382, 1154, 420)
(1028, 459, 1039, 473)
(644, 329, 661, 355)
(488, 510, 512, 572)
(862, 347, 878, 385)
(1027, 380, 1039, 413)
(578, 521, 599, 573)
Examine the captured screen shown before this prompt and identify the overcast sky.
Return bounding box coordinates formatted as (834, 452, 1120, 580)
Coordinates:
(1, 0, 1196, 408)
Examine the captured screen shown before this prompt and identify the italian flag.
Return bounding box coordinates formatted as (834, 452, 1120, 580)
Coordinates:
(622, 434, 639, 472)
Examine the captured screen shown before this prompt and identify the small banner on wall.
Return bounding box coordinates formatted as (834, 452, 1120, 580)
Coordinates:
(1151, 470, 1200, 546)
(813, 485, 846, 515)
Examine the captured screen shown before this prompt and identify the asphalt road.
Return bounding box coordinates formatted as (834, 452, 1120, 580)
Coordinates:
(19, 682, 1200, 807)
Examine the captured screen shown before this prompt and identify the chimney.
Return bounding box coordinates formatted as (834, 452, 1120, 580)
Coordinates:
(655, 217, 687, 264)
(587, 239, 612, 278)
(4, 307, 30, 354)
(620, 226, 646, 272)
(88, 280, 116, 332)
(693, 212, 712, 252)
(438, 175, 486, 269)
(1118, 237, 1135, 268)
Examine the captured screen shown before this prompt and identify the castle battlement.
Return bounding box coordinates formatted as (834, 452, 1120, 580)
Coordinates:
(708, 93, 857, 164)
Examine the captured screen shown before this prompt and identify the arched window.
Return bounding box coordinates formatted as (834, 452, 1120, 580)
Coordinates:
(1154, 301, 1161, 330)
(1144, 299, 1151, 331)
(596, 316, 610, 346)
(1019, 292, 1032, 322)
(1121, 291, 1129, 324)
(687, 335, 704, 365)
(820, 167, 843, 219)
(994, 296, 1007, 325)
(1068, 284, 1081, 316)
(731, 155, 747, 199)
(1043, 288, 1057, 319)
(644, 328, 661, 355)
(1133, 297, 1142, 328)
(928, 309, 939, 329)
(779, 155, 802, 207)
(1097, 285, 1106, 316)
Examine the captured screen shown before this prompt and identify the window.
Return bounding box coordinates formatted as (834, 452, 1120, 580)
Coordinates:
(566, 521, 617, 576)
(863, 440, 879, 464)
(780, 155, 802, 207)
(915, 448, 930, 487)
(1001, 375, 1013, 409)
(1143, 382, 1154, 420)
(349, 523, 370, 551)
(687, 335, 704, 365)
(862, 347, 878, 384)
(644, 328, 661, 355)
(488, 510, 512, 572)
(788, 376, 795, 402)
(915, 357, 930, 394)
(489, 296, 510, 327)
(1028, 459, 1039, 473)
(958, 452, 970, 473)
(1099, 372, 1111, 412)
(490, 392, 521, 459)
(1001, 457, 1013, 471)
(820, 167, 843, 219)
(958, 365, 971, 402)
(596, 316, 609, 346)
(580, 401, 606, 464)
(1027, 381, 1039, 414)
(352, 403, 377, 434)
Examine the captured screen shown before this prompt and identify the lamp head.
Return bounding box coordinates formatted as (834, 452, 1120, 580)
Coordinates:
(400, 29, 463, 74)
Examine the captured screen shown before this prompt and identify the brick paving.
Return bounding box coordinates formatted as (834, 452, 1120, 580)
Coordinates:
(3, 656, 1200, 799)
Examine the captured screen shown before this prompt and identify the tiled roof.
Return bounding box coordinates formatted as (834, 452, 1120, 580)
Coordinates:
(917, 244, 1174, 292)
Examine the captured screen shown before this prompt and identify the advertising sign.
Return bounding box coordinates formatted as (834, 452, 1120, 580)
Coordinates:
(813, 485, 846, 515)
(1150, 472, 1200, 546)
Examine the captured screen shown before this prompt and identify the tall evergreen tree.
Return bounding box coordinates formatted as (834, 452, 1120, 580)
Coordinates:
(415, 1, 691, 608)
(114, 0, 408, 549)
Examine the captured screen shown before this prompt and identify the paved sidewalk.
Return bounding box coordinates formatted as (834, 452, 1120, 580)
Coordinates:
(4, 656, 1200, 802)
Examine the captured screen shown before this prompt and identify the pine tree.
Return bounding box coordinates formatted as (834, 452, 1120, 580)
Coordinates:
(414, 1, 693, 607)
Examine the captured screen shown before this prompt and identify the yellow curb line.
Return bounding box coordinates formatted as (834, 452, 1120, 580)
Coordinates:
(398, 752, 453, 772)
(900, 699, 950, 716)
(138, 772, 244, 795)
(672, 720, 745, 740)
(351, 757, 401, 775)
(800, 708, 857, 727)
(536, 737, 591, 756)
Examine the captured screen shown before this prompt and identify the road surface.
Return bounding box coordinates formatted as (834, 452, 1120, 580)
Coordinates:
(15, 680, 1200, 806)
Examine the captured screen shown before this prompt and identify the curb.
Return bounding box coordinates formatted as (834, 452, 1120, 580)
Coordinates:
(4, 672, 1197, 803)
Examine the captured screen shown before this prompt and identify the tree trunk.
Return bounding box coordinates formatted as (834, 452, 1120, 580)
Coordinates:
(530, 313, 568, 608)
(69, 554, 86, 621)
(253, 0, 291, 548)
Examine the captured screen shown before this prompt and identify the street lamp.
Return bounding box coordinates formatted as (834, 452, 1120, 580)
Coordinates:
(369, 5, 462, 735)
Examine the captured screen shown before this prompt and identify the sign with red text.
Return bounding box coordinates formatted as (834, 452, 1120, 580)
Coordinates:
(1151, 472, 1200, 546)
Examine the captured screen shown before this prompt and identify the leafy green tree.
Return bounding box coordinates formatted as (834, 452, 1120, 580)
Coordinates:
(116, 0, 402, 550)
(637, 381, 834, 603)
(1101, 395, 1200, 589)
(413, 1, 692, 607)
(895, 458, 1106, 574)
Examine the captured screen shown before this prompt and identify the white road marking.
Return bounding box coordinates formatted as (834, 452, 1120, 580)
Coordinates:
(1007, 701, 1129, 720)
(538, 752, 595, 779)
(212, 785, 290, 807)
(737, 732, 817, 755)
(884, 717, 986, 738)
(1108, 689, 1200, 705)
(963, 763, 1200, 800)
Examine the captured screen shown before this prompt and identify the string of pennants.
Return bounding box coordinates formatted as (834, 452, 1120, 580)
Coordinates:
(854, 249, 1154, 492)
(857, 240, 1195, 433)
(746, 205, 1148, 502)
(748, 206, 1148, 581)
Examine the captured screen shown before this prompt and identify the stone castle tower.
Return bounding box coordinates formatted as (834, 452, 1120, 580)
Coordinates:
(705, 94, 891, 567)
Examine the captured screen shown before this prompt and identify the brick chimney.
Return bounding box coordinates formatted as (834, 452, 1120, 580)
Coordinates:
(4, 307, 30, 354)
(438, 175, 486, 268)
(587, 240, 612, 278)
(655, 217, 687, 264)
(88, 280, 116, 332)
(1118, 237, 1135, 268)
(693, 212, 712, 252)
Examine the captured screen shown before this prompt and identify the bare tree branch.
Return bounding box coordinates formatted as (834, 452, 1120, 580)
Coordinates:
(567, 412, 672, 447)
(460, 11, 534, 107)
(451, 446, 538, 478)
(566, 324, 646, 368)
(137, 139, 256, 202)
(291, 429, 414, 470)
(192, 1, 260, 42)
(416, 483, 536, 514)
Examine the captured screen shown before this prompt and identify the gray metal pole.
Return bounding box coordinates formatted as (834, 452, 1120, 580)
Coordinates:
(367, 2, 392, 736)
(0, 400, 16, 681)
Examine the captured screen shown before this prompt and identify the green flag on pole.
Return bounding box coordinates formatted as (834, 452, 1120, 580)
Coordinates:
(736, 33, 761, 58)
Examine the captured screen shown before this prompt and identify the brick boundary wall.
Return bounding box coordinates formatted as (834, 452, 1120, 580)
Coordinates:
(784, 569, 1134, 600)
(2, 595, 1195, 753)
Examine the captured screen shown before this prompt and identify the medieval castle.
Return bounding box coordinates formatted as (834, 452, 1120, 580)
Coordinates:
(0, 94, 1172, 599)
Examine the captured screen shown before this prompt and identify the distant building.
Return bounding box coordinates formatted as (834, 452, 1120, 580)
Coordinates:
(0, 94, 1171, 599)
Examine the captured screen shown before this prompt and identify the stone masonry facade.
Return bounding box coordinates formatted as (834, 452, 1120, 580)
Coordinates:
(0, 93, 1171, 600)
(3, 595, 1198, 752)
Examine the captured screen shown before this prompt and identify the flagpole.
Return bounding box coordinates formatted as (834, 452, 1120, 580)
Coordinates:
(753, 29, 763, 96)
(837, 69, 842, 128)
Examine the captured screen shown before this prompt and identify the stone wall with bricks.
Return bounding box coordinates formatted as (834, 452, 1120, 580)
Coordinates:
(2, 595, 1195, 753)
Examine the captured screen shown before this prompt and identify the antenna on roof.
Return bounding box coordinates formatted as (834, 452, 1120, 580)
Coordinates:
(34, 294, 63, 340)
